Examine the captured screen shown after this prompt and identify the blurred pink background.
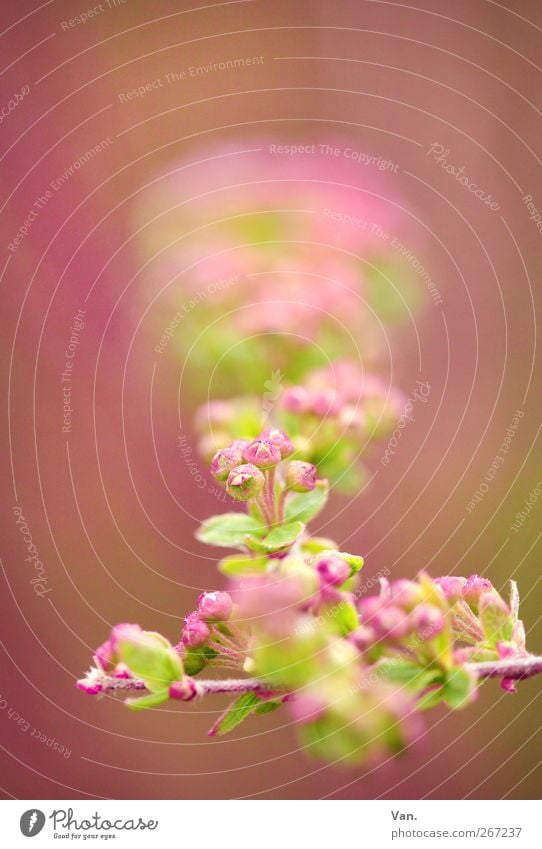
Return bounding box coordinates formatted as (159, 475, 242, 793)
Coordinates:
(1, 0, 541, 799)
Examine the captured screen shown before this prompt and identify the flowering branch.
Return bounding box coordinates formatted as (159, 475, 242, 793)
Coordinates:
(469, 656, 542, 682)
(77, 368, 541, 760)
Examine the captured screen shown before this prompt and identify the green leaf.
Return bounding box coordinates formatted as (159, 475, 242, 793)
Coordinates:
(255, 699, 282, 715)
(218, 553, 270, 577)
(125, 690, 169, 711)
(210, 692, 262, 736)
(328, 600, 359, 636)
(416, 686, 447, 711)
(285, 480, 329, 524)
(261, 521, 305, 552)
(479, 596, 514, 646)
(196, 513, 266, 548)
(442, 667, 476, 709)
(300, 536, 338, 554)
(379, 659, 442, 693)
(182, 645, 217, 676)
(314, 548, 364, 576)
(118, 634, 183, 693)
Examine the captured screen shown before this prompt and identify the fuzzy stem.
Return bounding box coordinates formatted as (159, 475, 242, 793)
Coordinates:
(468, 655, 542, 681)
(96, 674, 272, 697)
(265, 467, 277, 523)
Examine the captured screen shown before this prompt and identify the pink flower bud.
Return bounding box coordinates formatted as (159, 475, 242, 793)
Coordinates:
(76, 679, 103, 695)
(348, 625, 377, 651)
(226, 463, 265, 500)
(286, 460, 317, 492)
(182, 612, 211, 648)
(194, 400, 233, 431)
(434, 576, 467, 603)
(94, 640, 115, 672)
(462, 574, 494, 608)
(500, 677, 517, 694)
(373, 605, 411, 639)
(358, 596, 385, 621)
(110, 623, 143, 655)
(210, 445, 245, 481)
(409, 604, 445, 638)
(388, 579, 424, 609)
(242, 439, 281, 469)
(286, 692, 326, 724)
(197, 591, 233, 622)
(315, 554, 351, 587)
(496, 641, 516, 659)
(260, 428, 295, 459)
(169, 677, 198, 701)
(311, 389, 341, 418)
(281, 386, 310, 414)
(113, 663, 132, 679)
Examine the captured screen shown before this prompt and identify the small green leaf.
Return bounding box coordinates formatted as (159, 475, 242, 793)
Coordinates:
(196, 513, 266, 548)
(125, 690, 169, 711)
(315, 549, 364, 576)
(300, 536, 338, 554)
(218, 553, 270, 577)
(442, 667, 476, 709)
(261, 521, 305, 552)
(255, 699, 282, 715)
(118, 634, 183, 693)
(479, 596, 514, 646)
(416, 686, 447, 711)
(183, 645, 217, 676)
(379, 659, 442, 693)
(210, 692, 262, 736)
(285, 480, 329, 524)
(328, 600, 359, 636)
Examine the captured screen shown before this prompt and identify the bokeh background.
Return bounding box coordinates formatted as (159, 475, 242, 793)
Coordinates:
(1, 0, 541, 800)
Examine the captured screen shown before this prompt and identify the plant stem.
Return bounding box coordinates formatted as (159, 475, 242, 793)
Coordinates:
(97, 674, 271, 697)
(468, 655, 542, 681)
(91, 657, 542, 699)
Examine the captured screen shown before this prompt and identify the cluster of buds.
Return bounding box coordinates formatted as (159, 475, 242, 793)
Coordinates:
(353, 575, 449, 665)
(195, 360, 406, 493)
(179, 591, 252, 676)
(78, 413, 540, 765)
(77, 623, 197, 705)
(280, 361, 406, 458)
(434, 575, 526, 692)
(349, 573, 528, 698)
(209, 428, 319, 529)
(231, 571, 421, 763)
